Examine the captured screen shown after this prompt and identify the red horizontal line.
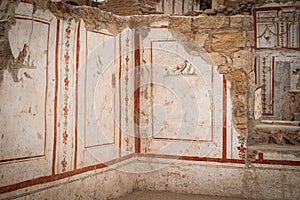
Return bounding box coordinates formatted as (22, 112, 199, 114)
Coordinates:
(139, 153, 300, 166)
(84, 142, 116, 149)
(15, 16, 50, 25)
(151, 40, 176, 43)
(253, 159, 300, 166)
(254, 6, 300, 12)
(2, 153, 300, 194)
(139, 153, 245, 163)
(90, 30, 114, 37)
(256, 47, 300, 51)
(150, 25, 169, 29)
(0, 154, 45, 163)
(152, 137, 213, 142)
(0, 154, 135, 194)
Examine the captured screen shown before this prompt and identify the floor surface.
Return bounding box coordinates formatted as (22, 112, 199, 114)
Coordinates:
(115, 191, 245, 200)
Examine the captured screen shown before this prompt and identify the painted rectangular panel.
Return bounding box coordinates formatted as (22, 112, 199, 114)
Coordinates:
(0, 2, 56, 187)
(274, 61, 291, 120)
(151, 41, 212, 141)
(255, 8, 300, 49)
(84, 30, 116, 148)
(0, 17, 49, 162)
(139, 28, 224, 158)
(76, 26, 121, 168)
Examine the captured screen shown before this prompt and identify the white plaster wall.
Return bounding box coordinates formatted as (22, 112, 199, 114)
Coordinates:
(1, 159, 136, 200)
(134, 158, 300, 200)
(1, 2, 300, 200)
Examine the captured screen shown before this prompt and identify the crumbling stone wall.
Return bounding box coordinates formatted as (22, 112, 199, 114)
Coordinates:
(95, 0, 299, 16)
(97, 0, 141, 15)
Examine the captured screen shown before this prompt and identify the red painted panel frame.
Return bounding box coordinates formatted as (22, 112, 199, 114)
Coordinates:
(150, 40, 215, 142)
(0, 16, 50, 163)
(254, 6, 300, 50)
(83, 30, 116, 149)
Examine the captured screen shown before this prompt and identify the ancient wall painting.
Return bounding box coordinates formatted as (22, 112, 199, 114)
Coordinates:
(165, 60, 197, 76)
(0, 2, 57, 187)
(255, 7, 300, 49)
(1, 17, 48, 161)
(138, 28, 226, 158)
(76, 26, 122, 167)
(255, 6, 300, 120)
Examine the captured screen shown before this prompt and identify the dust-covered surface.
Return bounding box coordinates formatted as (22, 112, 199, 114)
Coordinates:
(115, 190, 248, 200)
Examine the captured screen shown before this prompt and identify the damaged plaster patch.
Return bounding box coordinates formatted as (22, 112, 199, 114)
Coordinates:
(0, 0, 19, 86)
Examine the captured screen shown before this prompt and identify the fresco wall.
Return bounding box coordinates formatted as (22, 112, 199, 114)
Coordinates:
(0, 2, 136, 197)
(254, 6, 300, 120)
(0, 1, 299, 199)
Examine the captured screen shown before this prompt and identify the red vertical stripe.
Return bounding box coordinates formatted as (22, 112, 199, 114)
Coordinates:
(172, 0, 175, 14)
(52, 19, 60, 175)
(134, 31, 141, 154)
(118, 34, 122, 157)
(222, 76, 227, 160)
(74, 20, 80, 170)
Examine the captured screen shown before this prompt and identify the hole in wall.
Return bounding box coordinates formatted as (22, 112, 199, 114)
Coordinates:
(65, 1, 79, 6)
(199, 0, 212, 10)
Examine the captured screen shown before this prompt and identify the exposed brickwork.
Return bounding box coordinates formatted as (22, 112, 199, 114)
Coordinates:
(97, 0, 140, 16)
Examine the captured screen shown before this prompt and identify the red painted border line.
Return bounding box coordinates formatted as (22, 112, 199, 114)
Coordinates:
(298, 14, 300, 48)
(255, 47, 300, 51)
(44, 15, 50, 161)
(52, 18, 60, 175)
(0, 155, 45, 163)
(84, 142, 115, 149)
(150, 25, 169, 29)
(271, 56, 275, 115)
(118, 34, 123, 157)
(134, 31, 141, 154)
(83, 30, 117, 149)
(90, 30, 114, 37)
(74, 20, 81, 170)
(0, 17, 50, 163)
(253, 8, 258, 51)
(253, 159, 300, 166)
(254, 6, 299, 12)
(222, 76, 227, 160)
(139, 153, 300, 166)
(15, 16, 49, 25)
(139, 153, 244, 164)
(172, 0, 175, 14)
(0, 154, 135, 195)
(152, 137, 213, 142)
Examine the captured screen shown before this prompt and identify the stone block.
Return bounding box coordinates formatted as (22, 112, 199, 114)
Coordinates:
(169, 16, 192, 33)
(230, 15, 254, 30)
(194, 32, 209, 48)
(232, 49, 253, 71)
(211, 31, 245, 51)
(192, 16, 229, 29)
